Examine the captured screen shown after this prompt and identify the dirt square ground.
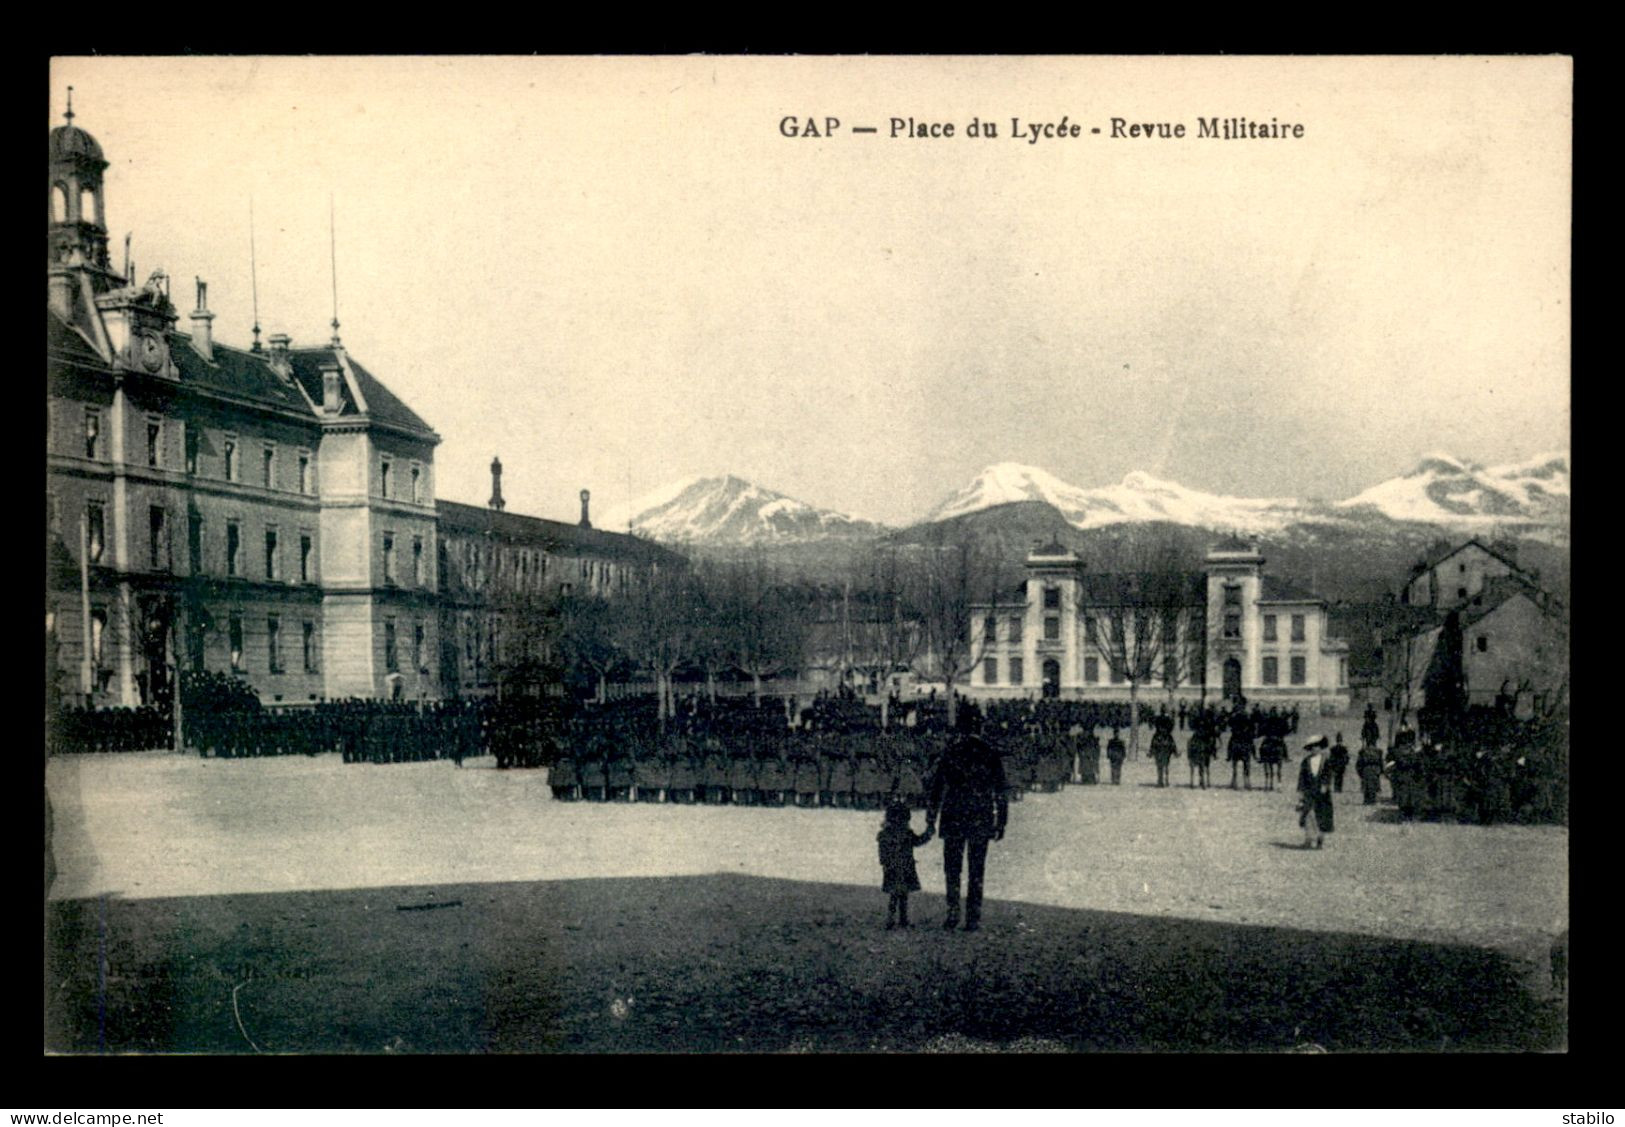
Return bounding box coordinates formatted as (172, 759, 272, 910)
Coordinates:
(44, 730, 1568, 1053)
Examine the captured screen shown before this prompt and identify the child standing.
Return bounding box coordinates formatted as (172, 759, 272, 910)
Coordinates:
(877, 799, 933, 929)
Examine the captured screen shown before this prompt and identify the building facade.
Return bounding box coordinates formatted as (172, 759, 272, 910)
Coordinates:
(436, 469, 682, 698)
(967, 539, 1350, 709)
(1384, 543, 1567, 718)
(46, 107, 675, 708)
(1402, 537, 1538, 611)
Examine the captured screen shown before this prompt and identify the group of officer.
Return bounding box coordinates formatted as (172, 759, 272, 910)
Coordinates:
(186, 698, 531, 765)
(48, 705, 172, 755)
(1382, 704, 1568, 825)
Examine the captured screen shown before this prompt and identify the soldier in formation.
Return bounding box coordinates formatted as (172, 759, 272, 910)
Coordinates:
(1149, 708, 1178, 787)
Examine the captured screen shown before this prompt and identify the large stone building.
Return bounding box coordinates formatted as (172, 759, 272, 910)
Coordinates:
(436, 465, 680, 698)
(967, 538, 1351, 709)
(45, 104, 673, 708)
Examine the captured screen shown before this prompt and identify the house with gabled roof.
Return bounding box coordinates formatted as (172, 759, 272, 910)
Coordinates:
(1403, 536, 1542, 611)
(1384, 541, 1568, 718)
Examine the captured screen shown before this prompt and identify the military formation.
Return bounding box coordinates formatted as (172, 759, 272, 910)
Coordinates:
(47, 704, 171, 754)
(48, 670, 1568, 827)
(544, 695, 1094, 808)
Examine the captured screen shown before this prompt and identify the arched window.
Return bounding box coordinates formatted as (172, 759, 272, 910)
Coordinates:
(51, 183, 69, 223)
(79, 186, 97, 226)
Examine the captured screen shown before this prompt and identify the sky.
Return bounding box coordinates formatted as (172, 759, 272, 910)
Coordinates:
(49, 56, 1571, 527)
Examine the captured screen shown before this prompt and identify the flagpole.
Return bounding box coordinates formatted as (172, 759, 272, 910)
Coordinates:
(79, 513, 93, 706)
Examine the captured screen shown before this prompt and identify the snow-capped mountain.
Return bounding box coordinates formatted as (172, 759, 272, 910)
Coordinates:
(607, 451, 1569, 555)
(1336, 451, 1569, 526)
(600, 475, 890, 546)
(926, 462, 1307, 534)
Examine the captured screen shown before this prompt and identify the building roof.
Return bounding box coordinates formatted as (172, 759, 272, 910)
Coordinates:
(49, 122, 105, 165)
(46, 308, 105, 369)
(1079, 571, 1209, 606)
(1459, 579, 1563, 629)
(437, 500, 684, 565)
(1411, 537, 1533, 579)
(343, 354, 436, 435)
(1259, 575, 1325, 604)
(284, 348, 437, 437)
(172, 336, 314, 415)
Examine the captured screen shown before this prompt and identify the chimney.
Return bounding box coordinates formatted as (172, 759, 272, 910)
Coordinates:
(189, 277, 214, 361)
(579, 488, 592, 529)
(266, 332, 293, 380)
(489, 457, 505, 511)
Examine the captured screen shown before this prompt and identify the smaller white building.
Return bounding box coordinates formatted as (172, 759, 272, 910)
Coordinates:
(967, 538, 1350, 709)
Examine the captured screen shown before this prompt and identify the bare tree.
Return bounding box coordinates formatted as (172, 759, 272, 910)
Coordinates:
(557, 592, 625, 703)
(847, 544, 924, 728)
(905, 531, 1006, 728)
(616, 564, 698, 730)
(726, 553, 809, 707)
(1084, 534, 1194, 760)
(686, 558, 735, 705)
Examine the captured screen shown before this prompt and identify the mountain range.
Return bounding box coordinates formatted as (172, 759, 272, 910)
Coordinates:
(605, 452, 1570, 550)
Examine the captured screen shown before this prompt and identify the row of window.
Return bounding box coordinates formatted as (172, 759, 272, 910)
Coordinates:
(1262, 614, 1307, 643)
(377, 458, 426, 504)
(983, 615, 1189, 646)
(205, 615, 323, 676)
(72, 499, 430, 590)
(981, 654, 1311, 687)
(87, 607, 429, 681)
(1260, 655, 1309, 686)
(382, 617, 429, 675)
(72, 408, 323, 495)
(979, 655, 1128, 686)
(69, 408, 432, 507)
(447, 539, 625, 595)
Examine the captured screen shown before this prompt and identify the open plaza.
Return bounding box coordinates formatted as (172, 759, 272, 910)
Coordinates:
(45, 714, 1568, 1054)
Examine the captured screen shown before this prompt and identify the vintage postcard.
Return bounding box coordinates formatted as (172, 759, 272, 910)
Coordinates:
(45, 55, 1570, 1056)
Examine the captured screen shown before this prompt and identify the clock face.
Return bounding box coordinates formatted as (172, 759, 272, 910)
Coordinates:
(139, 333, 164, 373)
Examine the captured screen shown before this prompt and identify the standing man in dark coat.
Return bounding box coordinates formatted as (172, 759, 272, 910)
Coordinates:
(1106, 727, 1127, 785)
(1328, 732, 1351, 793)
(1149, 711, 1177, 787)
(1361, 705, 1381, 751)
(925, 711, 1009, 933)
(1356, 739, 1384, 805)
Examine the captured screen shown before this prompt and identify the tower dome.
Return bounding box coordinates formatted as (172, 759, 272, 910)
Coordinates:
(48, 121, 106, 165)
(47, 89, 113, 280)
